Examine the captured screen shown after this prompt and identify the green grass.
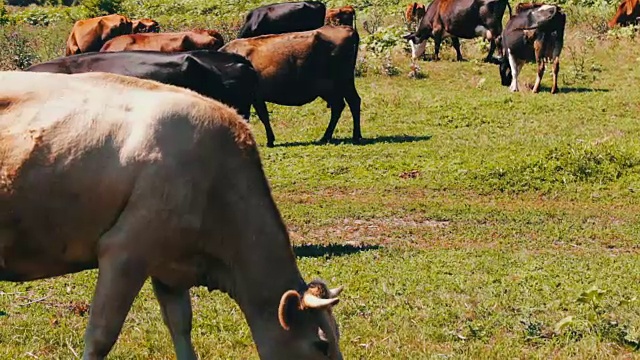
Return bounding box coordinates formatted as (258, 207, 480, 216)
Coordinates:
(2, 3, 640, 359)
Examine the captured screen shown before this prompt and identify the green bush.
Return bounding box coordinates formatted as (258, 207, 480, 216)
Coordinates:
(80, 0, 123, 17)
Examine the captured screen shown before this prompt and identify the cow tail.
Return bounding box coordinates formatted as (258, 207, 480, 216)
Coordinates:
(412, 2, 418, 18)
(506, 0, 512, 17)
(353, 10, 357, 31)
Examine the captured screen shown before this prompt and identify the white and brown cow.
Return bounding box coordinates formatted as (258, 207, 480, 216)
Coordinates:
(0, 71, 344, 360)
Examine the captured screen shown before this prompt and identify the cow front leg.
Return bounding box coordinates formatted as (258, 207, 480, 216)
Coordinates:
(152, 278, 197, 360)
(551, 57, 560, 94)
(532, 60, 545, 93)
(451, 37, 464, 61)
(319, 99, 346, 144)
(252, 98, 276, 147)
(82, 253, 147, 359)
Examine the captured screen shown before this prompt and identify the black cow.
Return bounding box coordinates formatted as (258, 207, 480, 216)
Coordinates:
(499, 3, 566, 94)
(237, 1, 326, 38)
(403, 0, 512, 62)
(25, 50, 258, 119)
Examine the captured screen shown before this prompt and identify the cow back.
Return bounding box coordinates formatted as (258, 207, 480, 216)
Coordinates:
(238, 1, 326, 38)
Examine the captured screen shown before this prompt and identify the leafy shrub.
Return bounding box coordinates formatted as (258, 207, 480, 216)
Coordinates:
(0, 5, 9, 25)
(80, 0, 123, 17)
(361, 25, 406, 55)
(607, 24, 640, 39)
(0, 30, 39, 70)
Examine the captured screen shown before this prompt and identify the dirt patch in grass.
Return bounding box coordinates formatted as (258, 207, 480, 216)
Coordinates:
(289, 215, 450, 247)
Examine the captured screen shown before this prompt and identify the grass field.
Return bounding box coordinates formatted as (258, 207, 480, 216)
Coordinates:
(1, 1, 640, 359)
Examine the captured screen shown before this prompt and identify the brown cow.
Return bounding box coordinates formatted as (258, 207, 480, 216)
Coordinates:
(608, 0, 640, 28)
(65, 14, 132, 56)
(132, 18, 160, 33)
(0, 70, 345, 360)
(100, 30, 225, 53)
(405, 2, 427, 24)
(325, 5, 356, 27)
(220, 25, 361, 147)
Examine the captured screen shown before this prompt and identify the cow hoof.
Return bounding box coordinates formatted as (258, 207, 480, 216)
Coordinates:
(551, 88, 559, 94)
(352, 137, 363, 145)
(267, 142, 275, 148)
(318, 137, 330, 145)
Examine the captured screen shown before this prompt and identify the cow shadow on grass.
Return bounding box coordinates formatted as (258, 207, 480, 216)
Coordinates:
(276, 134, 433, 148)
(549, 86, 610, 94)
(294, 244, 381, 258)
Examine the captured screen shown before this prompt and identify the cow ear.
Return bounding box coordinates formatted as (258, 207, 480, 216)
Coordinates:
(626, 1, 634, 15)
(278, 290, 302, 331)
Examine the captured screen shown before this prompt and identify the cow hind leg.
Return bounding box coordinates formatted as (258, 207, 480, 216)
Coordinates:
(485, 39, 497, 63)
(152, 278, 197, 360)
(532, 60, 546, 93)
(82, 250, 148, 359)
(252, 98, 276, 147)
(451, 37, 464, 61)
(343, 83, 362, 143)
(551, 57, 560, 94)
(507, 49, 520, 92)
(432, 33, 443, 61)
(319, 98, 346, 144)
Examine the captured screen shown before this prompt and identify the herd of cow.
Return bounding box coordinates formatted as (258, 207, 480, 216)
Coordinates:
(0, 0, 638, 359)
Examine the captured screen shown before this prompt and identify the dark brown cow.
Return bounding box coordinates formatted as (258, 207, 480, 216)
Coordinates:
(405, 2, 427, 24)
(100, 30, 224, 53)
(65, 14, 132, 56)
(325, 5, 356, 27)
(403, 0, 512, 62)
(220, 25, 361, 147)
(238, 1, 326, 38)
(499, 3, 566, 93)
(608, 0, 640, 28)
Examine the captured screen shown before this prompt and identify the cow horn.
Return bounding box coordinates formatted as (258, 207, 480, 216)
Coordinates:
(328, 286, 344, 298)
(302, 292, 340, 309)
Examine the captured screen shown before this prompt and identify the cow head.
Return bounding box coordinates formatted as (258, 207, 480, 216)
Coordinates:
(499, 56, 512, 86)
(132, 18, 160, 33)
(403, 32, 428, 60)
(608, 0, 640, 28)
(272, 280, 344, 359)
(526, 4, 561, 30)
(327, 6, 356, 27)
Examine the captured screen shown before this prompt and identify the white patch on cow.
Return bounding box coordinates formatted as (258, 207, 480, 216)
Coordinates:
(507, 49, 519, 92)
(410, 39, 427, 60)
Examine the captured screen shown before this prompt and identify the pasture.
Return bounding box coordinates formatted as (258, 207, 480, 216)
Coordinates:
(1, 0, 640, 358)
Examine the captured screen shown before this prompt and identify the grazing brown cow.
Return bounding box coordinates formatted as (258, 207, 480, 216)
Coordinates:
(0, 70, 345, 360)
(403, 0, 512, 62)
(220, 25, 361, 147)
(499, 3, 566, 93)
(100, 30, 225, 53)
(608, 0, 640, 28)
(405, 2, 427, 24)
(132, 18, 160, 33)
(65, 14, 133, 56)
(325, 5, 356, 27)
